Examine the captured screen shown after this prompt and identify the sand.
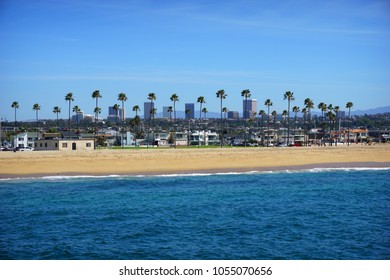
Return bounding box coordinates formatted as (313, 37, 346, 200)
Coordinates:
(0, 144, 389, 178)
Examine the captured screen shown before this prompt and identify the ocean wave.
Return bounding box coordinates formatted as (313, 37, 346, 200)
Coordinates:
(0, 167, 389, 182)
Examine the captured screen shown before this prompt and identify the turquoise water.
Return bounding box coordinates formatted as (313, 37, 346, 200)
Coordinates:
(0, 168, 389, 260)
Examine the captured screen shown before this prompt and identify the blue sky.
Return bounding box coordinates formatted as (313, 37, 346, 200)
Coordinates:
(1, 0, 389, 121)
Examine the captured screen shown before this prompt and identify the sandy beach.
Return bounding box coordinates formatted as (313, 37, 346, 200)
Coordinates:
(0, 144, 389, 178)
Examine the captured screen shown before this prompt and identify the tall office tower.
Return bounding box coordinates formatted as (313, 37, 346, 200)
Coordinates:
(243, 99, 258, 119)
(143, 102, 155, 120)
(163, 106, 171, 119)
(108, 106, 125, 122)
(185, 103, 195, 119)
(227, 111, 239, 120)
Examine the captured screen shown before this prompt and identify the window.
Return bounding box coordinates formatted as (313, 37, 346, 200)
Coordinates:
(40, 143, 43, 147)
(86, 143, 91, 148)
(35, 143, 37, 147)
(45, 143, 48, 147)
(55, 143, 58, 148)
(62, 143, 68, 148)
(18, 138, 24, 141)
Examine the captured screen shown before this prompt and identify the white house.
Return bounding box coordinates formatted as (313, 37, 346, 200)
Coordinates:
(13, 132, 40, 148)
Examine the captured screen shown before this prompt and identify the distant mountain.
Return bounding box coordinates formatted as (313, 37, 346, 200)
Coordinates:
(157, 106, 390, 119)
(311, 105, 390, 117)
(156, 110, 221, 119)
(350, 105, 390, 116)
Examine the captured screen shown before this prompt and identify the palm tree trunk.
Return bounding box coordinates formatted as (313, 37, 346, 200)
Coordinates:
(14, 109, 17, 131)
(173, 102, 176, 149)
(267, 107, 270, 147)
(244, 96, 248, 147)
(220, 97, 223, 148)
(287, 101, 290, 145)
(348, 108, 351, 146)
(68, 102, 71, 139)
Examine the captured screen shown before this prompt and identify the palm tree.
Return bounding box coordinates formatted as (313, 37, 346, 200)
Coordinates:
(304, 98, 314, 146)
(72, 105, 81, 132)
(170, 93, 179, 123)
(167, 106, 173, 122)
(118, 93, 128, 149)
(222, 107, 228, 120)
(94, 107, 101, 123)
(11, 101, 19, 131)
(259, 110, 266, 126)
(241, 89, 251, 147)
(170, 93, 179, 148)
(53, 106, 61, 130)
(301, 107, 308, 146)
(185, 108, 191, 146)
(147, 93, 156, 147)
(92, 90, 102, 149)
(118, 93, 127, 124)
(282, 110, 288, 123)
(334, 105, 340, 143)
(92, 90, 102, 123)
(304, 98, 314, 123)
(346, 102, 353, 146)
(241, 89, 251, 119)
(272, 110, 278, 138)
(216, 89, 227, 148)
(113, 104, 120, 127)
(264, 99, 273, 147)
(132, 105, 140, 117)
(131, 105, 140, 147)
(327, 111, 336, 146)
(197, 96, 206, 121)
(94, 106, 101, 120)
(292, 106, 300, 139)
(65, 93, 74, 139)
(259, 110, 266, 145)
(197, 96, 206, 147)
(151, 108, 157, 122)
(283, 91, 294, 145)
(317, 102, 327, 129)
(202, 107, 208, 119)
(33, 103, 41, 130)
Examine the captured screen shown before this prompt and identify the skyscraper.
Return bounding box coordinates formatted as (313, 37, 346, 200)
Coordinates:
(185, 103, 195, 119)
(243, 99, 258, 119)
(163, 106, 171, 119)
(227, 111, 239, 119)
(143, 102, 154, 120)
(107, 106, 125, 122)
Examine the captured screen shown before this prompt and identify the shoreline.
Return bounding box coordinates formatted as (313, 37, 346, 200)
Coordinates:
(1, 145, 389, 179)
(0, 162, 389, 180)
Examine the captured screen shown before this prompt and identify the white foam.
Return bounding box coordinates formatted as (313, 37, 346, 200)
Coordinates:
(0, 167, 388, 182)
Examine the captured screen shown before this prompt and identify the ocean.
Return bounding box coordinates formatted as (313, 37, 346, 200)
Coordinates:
(0, 168, 389, 260)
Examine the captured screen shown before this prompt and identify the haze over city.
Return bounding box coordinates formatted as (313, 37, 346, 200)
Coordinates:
(1, 0, 389, 121)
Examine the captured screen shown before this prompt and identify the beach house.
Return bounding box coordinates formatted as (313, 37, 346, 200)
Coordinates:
(13, 132, 40, 148)
(34, 133, 94, 151)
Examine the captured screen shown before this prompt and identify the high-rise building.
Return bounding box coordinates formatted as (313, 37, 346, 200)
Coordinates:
(143, 102, 155, 120)
(163, 106, 171, 119)
(227, 111, 239, 119)
(243, 99, 258, 119)
(185, 103, 195, 119)
(107, 106, 125, 122)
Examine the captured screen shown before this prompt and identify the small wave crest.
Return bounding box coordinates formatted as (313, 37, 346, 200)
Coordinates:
(0, 167, 388, 182)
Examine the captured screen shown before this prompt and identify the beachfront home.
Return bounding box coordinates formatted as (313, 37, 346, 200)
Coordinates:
(34, 133, 94, 151)
(350, 129, 369, 143)
(189, 130, 220, 146)
(97, 128, 135, 147)
(13, 132, 40, 148)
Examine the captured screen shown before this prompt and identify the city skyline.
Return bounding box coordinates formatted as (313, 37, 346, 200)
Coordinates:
(1, 0, 389, 121)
